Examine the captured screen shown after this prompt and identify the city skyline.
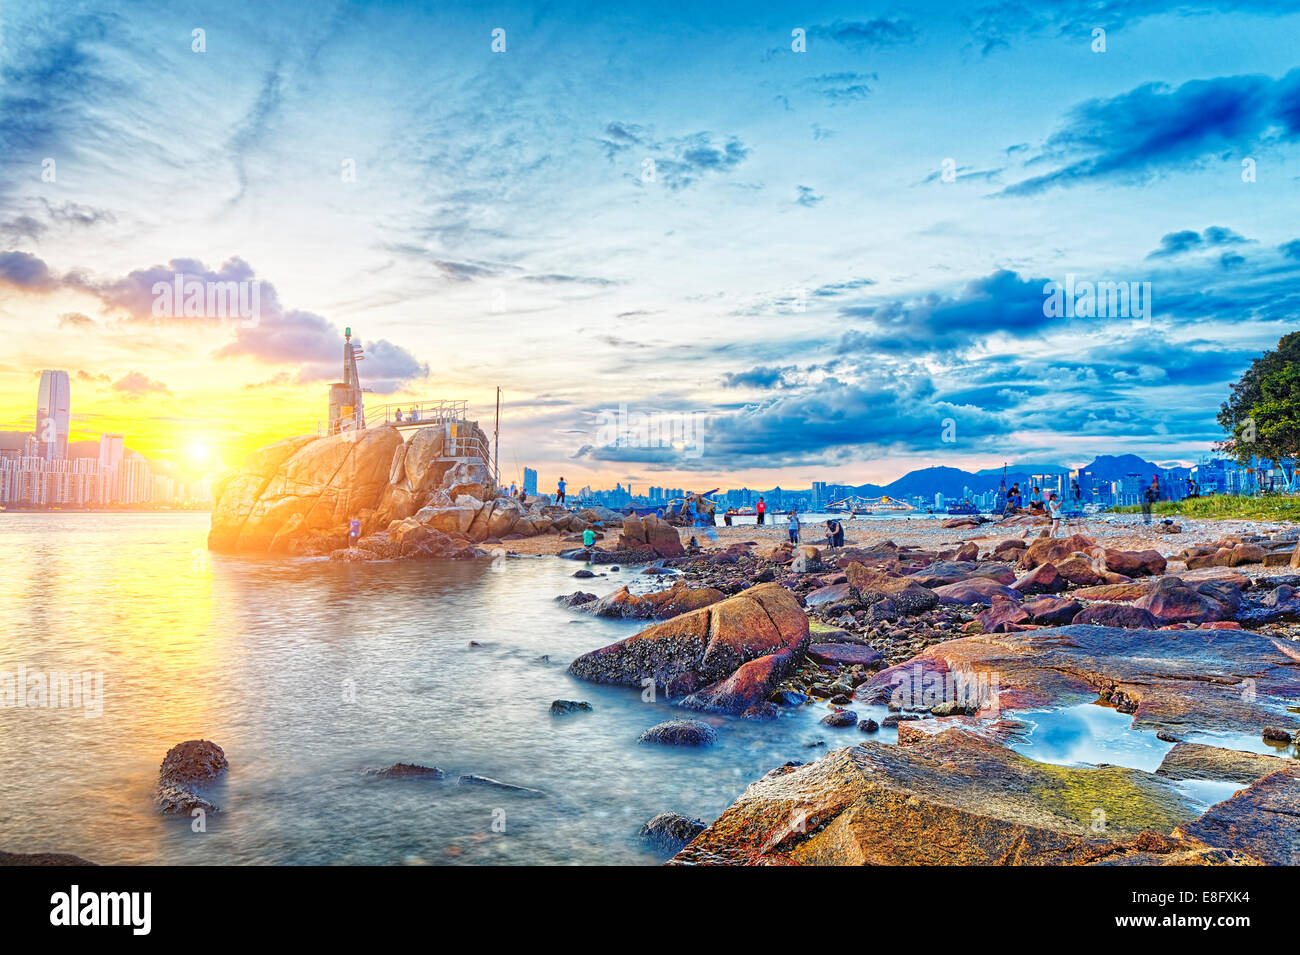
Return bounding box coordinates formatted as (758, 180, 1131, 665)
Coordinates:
(3, 2, 1299, 489)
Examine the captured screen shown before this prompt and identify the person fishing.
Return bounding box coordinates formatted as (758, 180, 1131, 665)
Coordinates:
(556, 476, 567, 505)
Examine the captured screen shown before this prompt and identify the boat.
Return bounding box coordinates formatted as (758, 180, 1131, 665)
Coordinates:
(829, 494, 915, 514)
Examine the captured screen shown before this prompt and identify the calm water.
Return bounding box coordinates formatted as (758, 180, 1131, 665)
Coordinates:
(0, 512, 894, 865)
(0, 513, 1266, 865)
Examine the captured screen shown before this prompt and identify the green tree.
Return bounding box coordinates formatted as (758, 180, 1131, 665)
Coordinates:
(1217, 331, 1300, 486)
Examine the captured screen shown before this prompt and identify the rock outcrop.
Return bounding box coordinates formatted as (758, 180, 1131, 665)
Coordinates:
(582, 580, 725, 619)
(568, 583, 810, 713)
(856, 624, 1300, 737)
(155, 739, 228, 814)
(209, 422, 594, 555)
(669, 729, 1273, 866)
(618, 515, 685, 557)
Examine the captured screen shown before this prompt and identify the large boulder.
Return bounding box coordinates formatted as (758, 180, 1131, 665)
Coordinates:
(618, 515, 684, 557)
(208, 421, 502, 555)
(678, 648, 801, 715)
(932, 577, 1023, 605)
(1012, 562, 1066, 595)
(568, 583, 809, 699)
(583, 580, 726, 620)
(1073, 604, 1159, 629)
(1021, 595, 1082, 626)
(975, 595, 1031, 633)
(1019, 534, 1099, 570)
(844, 564, 939, 615)
(1104, 548, 1167, 578)
(209, 428, 402, 553)
(1134, 577, 1227, 625)
(669, 729, 1251, 866)
(156, 739, 228, 815)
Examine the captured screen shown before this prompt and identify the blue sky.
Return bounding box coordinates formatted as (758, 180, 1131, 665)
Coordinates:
(1, 0, 1298, 487)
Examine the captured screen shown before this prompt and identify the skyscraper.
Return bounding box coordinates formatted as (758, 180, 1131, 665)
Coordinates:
(35, 370, 71, 461)
(99, 434, 125, 502)
(523, 467, 537, 496)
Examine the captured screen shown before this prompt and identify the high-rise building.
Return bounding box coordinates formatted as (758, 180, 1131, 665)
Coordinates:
(523, 467, 537, 496)
(35, 370, 71, 461)
(98, 433, 124, 501)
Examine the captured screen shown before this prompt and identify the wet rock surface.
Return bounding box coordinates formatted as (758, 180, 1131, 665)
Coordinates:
(155, 739, 228, 814)
(637, 719, 718, 746)
(857, 624, 1300, 736)
(639, 812, 707, 852)
(669, 729, 1248, 866)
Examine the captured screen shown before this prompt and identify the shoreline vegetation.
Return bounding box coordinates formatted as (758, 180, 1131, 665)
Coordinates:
(1112, 494, 1300, 521)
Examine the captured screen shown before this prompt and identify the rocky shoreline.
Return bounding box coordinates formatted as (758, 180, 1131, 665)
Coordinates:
(25, 444, 1295, 866)
(549, 511, 1300, 865)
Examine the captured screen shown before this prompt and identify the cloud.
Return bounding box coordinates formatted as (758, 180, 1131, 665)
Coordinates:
(965, 1, 1299, 56)
(808, 18, 918, 50)
(795, 185, 824, 207)
(1, 250, 429, 394)
(434, 259, 508, 282)
(0, 13, 115, 190)
(721, 365, 797, 389)
(838, 269, 1057, 355)
(601, 124, 752, 189)
(1000, 69, 1300, 195)
(1148, 225, 1251, 258)
(1148, 229, 1204, 258)
(1280, 239, 1300, 260)
(112, 371, 170, 397)
(0, 250, 59, 290)
(58, 312, 95, 329)
(802, 72, 878, 104)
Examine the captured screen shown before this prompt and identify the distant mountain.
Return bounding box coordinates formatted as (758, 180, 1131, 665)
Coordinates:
(972, 463, 1071, 477)
(837, 454, 1190, 501)
(1082, 454, 1186, 482)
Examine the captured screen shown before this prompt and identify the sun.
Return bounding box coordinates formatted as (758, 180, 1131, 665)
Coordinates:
(186, 438, 211, 464)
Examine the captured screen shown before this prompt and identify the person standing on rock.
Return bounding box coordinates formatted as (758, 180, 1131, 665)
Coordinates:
(1047, 493, 1063, 537)
(756, 497, 766, 525)
(556, 476, 567, 506)
(348, 517, 361, 548)
(787, 508, 800, 545)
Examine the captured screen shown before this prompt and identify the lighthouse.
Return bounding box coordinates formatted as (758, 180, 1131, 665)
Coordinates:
(327, 327, 365, 434)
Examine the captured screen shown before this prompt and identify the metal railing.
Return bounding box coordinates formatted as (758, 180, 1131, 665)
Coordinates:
(369, 399, 468, 428)
(315, 399, 494, 476)
(317, 399, 470, 436)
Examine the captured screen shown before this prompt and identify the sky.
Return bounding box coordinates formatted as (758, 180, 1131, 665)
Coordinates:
(1, 0, 1298, 489)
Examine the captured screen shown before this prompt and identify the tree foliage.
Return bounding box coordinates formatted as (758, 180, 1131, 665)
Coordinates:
(1217, 331, 1300, 476)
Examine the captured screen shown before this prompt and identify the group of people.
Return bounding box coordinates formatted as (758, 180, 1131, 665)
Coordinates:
(1005, 480, 1086, 539)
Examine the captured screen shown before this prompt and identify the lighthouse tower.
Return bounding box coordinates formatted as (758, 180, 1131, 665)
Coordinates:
(327, 327, 365, 434)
